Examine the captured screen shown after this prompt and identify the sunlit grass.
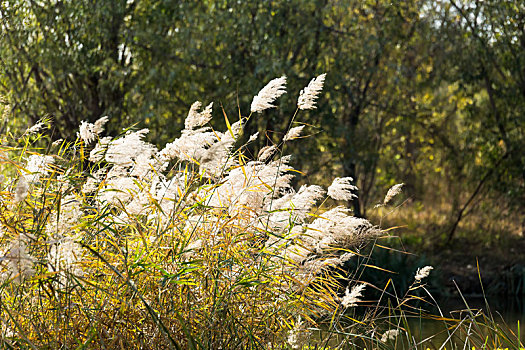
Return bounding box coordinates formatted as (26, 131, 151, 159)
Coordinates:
(0, 78, 522, 349)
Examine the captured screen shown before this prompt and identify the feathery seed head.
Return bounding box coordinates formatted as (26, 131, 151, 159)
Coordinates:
(384, 183, 404, 205)
(341, 283, 366, 308)
(248, 132, 259, 143)
(105, 129, 156, 167)
(79, 120, 96, 144)
(93, 116, 109, 134)
(250, 76, 287, 113)
(185, 101, 213, 130)
(283, 125, 305, 141)
(287, 318, 311, 350)
(327, 177, 358, 201)
(415, 265, 433, 282)
(257, 145, 277, 162)
(1, 238, 35, 283)
(298, 73, 326, 110)
(25, 154, 54, 183)
(26, 121, 45, 135)
(52, 139, 63, 147)
(48, 237, 85, 285)
(14, 177, 29, 203)
(79, 117, 110, 144)
(89, 136, 112, 162)
(381, 329, 400, 343)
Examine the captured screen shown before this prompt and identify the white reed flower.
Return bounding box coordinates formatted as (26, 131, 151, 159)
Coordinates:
(45, 195, 82, 235)
(199, 141, 238, 177)
(268, 185, 325, 226)
(257, 145, 277, 162)
(285, 244, 311, 264)
(79, 120, 96, 144)
(26, 121, 45, 135)
(341, 283, 366, 308)
(196, 123, 242, 177)
(283, 125, 305, 141)
(78, 117, 108, 145)
(129, 151, 158, 178)
(150, 174, 186, 216)
(339, 252, 355, 263)
(289, 185, 325, 217)
(297, 73, 326, 110)
(301, 254, 354, 274)
(82, 169, 106, 194)
(14, 177, 29, 203)
(304, 206, 380, 252)
(1, 237, 35, 283)
(89, 136, 112, 162)
(125, 190, 152, 215)
(1, 324, 14, 338)
(52, 138, 63, 147)
(24, 154, 54, 183)
(327, 177, 358, 201)
(207, 158, 293, 217)
(1, 103, 11, 120)
(159, 128, 217, 163)
(415, 266, 433, 282)
(248, 132, 259, 143)
(48, 237, 83, 271)
(381, 329, 400, 343)
(383, 183, 404, 205)
(184, 102, 213, 130)
(93, 116, 109, 134)
(105, 129, 157, 167)
(287, 318, 311, 350)
(229, 120, 244, 138)
(48, 236, 85, 285)
(98, 177, 140, 206)
(250, 76, 287, 113)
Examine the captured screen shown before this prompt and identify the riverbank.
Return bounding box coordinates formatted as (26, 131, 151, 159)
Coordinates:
(372, 204, 525, 297)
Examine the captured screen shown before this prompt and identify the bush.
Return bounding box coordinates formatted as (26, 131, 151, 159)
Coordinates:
(3, 75, 515, 350)
(0, 75, 396, 349)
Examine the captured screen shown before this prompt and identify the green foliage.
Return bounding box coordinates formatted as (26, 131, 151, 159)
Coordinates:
(1, 0, 523, 240)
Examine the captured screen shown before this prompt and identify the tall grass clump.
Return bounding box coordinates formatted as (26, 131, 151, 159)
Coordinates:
(2, 75, 520, 349)
(0, 75, 391, 348)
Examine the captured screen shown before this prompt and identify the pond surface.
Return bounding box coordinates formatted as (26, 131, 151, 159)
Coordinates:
(314, 295, 524, 348)
(405, 295, 525, 348)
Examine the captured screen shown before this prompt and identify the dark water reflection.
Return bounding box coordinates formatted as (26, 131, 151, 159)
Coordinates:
(406, 295, 525, 348)
(314, 296, 524, 348)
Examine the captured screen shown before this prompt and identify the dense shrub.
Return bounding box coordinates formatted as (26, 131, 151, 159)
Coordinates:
(0, 76, 398, 349)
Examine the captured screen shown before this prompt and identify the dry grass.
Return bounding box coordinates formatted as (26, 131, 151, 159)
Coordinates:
(0, 78, 522, 350)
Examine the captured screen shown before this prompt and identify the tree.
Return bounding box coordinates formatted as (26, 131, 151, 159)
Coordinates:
(1, 0, 523, 228)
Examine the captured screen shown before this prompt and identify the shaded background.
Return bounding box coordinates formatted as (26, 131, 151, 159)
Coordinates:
(1, 0, 524, 296)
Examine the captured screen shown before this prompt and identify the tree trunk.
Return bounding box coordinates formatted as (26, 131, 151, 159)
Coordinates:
(341, 106, 362, 217)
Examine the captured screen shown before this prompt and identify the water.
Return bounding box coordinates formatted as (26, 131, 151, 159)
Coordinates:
(314, 295, 525, 348)
(405, 295, 525, 348)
